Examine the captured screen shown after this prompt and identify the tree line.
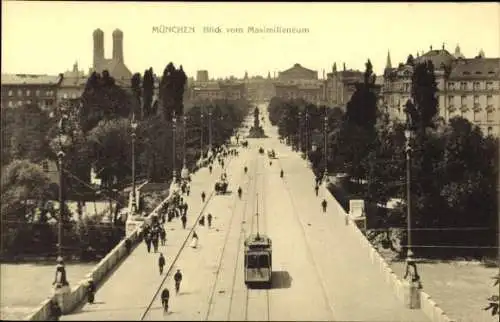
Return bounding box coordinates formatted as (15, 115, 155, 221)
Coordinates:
(268, 59, 498, 260)
(1, 62, 250, 259)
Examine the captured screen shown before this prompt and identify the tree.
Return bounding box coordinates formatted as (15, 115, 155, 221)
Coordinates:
(80, 71, 134, 132)
(345, 59, 378, 131)
(159, 62, 187, 120)
(406, 54, 415, 66)
(131, 72, 142, 118)
(143, 68, 155, 118)
(408, 60, 439, 134)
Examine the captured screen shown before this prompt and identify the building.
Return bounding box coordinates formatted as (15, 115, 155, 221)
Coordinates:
(273, 64, 324, 104)
(91, 28, 133, 87)
(324, 63, 365, 108)
(243, 72, 275, 103)
(57, 62, 87, 104)
(196, 70, 209, 82)
(187, 79, 245, 102)
(1, 74, 62, 109)
(382, 44, 500, 136)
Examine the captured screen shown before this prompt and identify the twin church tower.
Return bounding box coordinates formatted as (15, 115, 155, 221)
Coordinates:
(92, 28, 132, 82)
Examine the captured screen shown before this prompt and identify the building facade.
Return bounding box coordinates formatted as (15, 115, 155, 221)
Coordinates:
(273, 64, 324, 104)
(244, 72, 275, 103)
(187, 79, 246, 102)
(1, 74, 62, 109)
(382, 44, 500, 136)
(57, 62, 87, 104)
(324, 63, 365, 108)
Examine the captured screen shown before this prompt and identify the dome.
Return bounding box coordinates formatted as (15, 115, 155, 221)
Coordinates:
(112, 29, 123, 36)
(415, 48, 455, 69)
(93, 28, 103, 36)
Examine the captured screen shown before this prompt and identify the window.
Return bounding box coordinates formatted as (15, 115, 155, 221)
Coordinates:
(460, 82, 467, 90)
(474, 95, 480, 108)
(42, 160, 49, 173)
(473, 110, 480, 122)
(27, 100, 32, 105)
(487, 110, 494, 122)
(487, 127, 493, 136)
(448, 82, 455, 90)
(63, 93, 68, 99)
(26, 90, 31, 96)
(474, 82, 481, 91)
(71, 93, 77, 99)
(461, 95, 467, 108)
(46, 90, 51, 96)
(8, 90, 13, 96)
(487, 95, 493, 107)
(8, 101, 13, 107)
(18, 90, 23, 96)
(35, 90, 40, 96)
(448, 95, 454, 107)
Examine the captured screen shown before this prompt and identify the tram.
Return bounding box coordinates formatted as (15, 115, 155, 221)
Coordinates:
(244, 233, 272, 287)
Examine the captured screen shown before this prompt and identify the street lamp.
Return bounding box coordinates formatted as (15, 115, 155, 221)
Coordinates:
(208, 107, 213, 156)
(172, 114, 177, 182)
(323, 113, 329, 183)
(181, 115, 189, 180)
(305, 111, 309, 160)
(130, 118, 138, 214)
(200, 111, 204, 160)
(404, 128, 413, 261)
(298, 111, 302, 153)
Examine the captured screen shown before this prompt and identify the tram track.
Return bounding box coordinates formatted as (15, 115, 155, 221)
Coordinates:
(243, 155, 271, 322)
(140, 153, 239, 321)
(204, 154, 258, 320)
(275, 150, 336, 321)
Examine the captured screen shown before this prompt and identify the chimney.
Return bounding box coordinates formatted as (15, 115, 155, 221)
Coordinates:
(112, 29, 124, 63)
(93, 29, 104, 69)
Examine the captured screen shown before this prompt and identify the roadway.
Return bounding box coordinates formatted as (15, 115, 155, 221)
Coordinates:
(62, 104, 430, 321)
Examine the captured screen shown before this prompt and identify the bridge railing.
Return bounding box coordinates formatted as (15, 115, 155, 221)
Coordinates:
(321, 182, 456, 322)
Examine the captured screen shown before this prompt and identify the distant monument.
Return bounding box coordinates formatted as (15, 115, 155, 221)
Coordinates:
(247, 107, 267, 138)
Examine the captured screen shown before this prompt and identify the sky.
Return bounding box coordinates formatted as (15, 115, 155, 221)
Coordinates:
(2, 1, 499, 79)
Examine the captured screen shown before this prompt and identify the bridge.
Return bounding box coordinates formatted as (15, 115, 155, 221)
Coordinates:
(56, 104, 431, 321)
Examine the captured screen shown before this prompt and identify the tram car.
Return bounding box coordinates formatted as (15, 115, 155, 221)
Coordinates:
(214, 173, 228, 194)
(244, 234, 272, 287)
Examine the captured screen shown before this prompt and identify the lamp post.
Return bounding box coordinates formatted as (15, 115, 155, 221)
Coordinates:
(404, 128, 413, 261)
(131, 118, 138, 214)
(172, 114, 177, 182)
(200, 111, 204, 160)
(323, 113, 329, 183)
(305, 111, 309, 160)
(208, 107, 213, 154)
(181, 115, 189, 180)
(56, 124, 66, 258)
(298, 111, 302, 153)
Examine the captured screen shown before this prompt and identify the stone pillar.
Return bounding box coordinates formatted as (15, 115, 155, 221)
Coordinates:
(53, 285, 71, 314)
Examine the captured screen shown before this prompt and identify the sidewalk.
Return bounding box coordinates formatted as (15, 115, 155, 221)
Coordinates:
(61, 150, 241, 321)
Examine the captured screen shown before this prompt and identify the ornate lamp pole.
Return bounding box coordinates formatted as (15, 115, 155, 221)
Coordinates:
(305, 111, 309, 160)
(298, 111, 302, 153)
(56, 118, 66, 258)
(130, 118, 138, 214)
(200, 111, 204, 160)
(172, 114, 177, 182)
(208, 107, 213, 155)
(404, 128, 413, 261)
(323, 113, 329, 183)
(181, 115, 189, 180)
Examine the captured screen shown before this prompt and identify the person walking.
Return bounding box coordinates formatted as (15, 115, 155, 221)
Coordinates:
(201, 191, 206, 203)
(181, 214, 187, 229)
(322, 199, 328, 213)
(315, 184, 319, 196)
(198, 215, 205, 227)
(158, 253, 166, 275)
(86, 279, 96, 304)
(207, 213, 213, 228)
(190, 231, 199, 248)
(160, 227, 166, 246)
(280, 169, 284, 178)
(144, 231, 152, 253)
(209, 165, 213, 174)
(50, 299, 62, 321)
(152, 229, 159, 253)
(174, 269, 183, 294)
(161, 287, 170, 312)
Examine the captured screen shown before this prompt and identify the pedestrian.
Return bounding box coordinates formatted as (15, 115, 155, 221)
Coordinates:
(160, 227, 166, 246)
(315, 184, 319, 196)
(322, 199, 327, 213)
(174, 269, 183, 294)
(183, 202, 189, 216)
(209, 165, 213, 174)
(86, 279, 95, 304)
(158, 253, 166, 275)
(152, 230, 159, 253)
(199, 215, 205, 226)
(190, 231, 199, 248)
(201, 191, 206, 203)
(181, 215, 187, 229)
(161, 287, 170, 312)
(145, 231, 152, 253)
(125, 238, 132, 254)
(207, 213, 213, 228)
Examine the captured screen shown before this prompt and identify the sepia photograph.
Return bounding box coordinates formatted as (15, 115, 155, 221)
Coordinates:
(1, 1, 499, 321)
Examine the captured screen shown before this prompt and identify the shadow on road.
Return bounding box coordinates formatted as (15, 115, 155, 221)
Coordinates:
(271, 271, 292, 289)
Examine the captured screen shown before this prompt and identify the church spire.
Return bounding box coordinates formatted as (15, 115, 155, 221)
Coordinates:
(385, 50, 392, 69)
(333, 62, 337, 73)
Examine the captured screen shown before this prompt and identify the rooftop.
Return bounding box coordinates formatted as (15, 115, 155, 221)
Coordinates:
(449, 58, 500, 80)
(1, 74, 62, 85)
